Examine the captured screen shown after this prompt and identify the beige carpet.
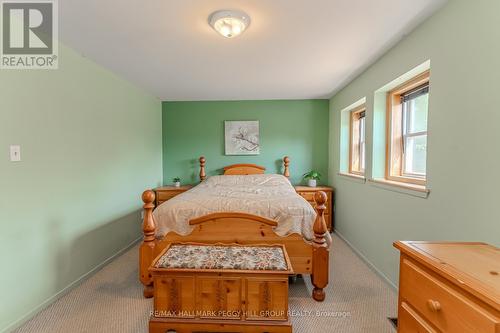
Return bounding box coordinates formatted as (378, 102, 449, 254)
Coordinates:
(14, 234, 397, 333)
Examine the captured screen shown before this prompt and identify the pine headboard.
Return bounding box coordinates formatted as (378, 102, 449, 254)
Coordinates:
(198, 156, 290, 181)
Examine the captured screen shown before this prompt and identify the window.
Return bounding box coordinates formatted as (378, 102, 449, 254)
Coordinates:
(349, 105, 366, 176)
(386, 71, 429, 186)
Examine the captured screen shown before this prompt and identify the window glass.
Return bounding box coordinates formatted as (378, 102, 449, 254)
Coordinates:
(404, 135, 427, 175)
(360, 116, 366, 171)
(349, 107, 366, 175)
(402, 87, 428, 177)
(406, 93, 428, 134)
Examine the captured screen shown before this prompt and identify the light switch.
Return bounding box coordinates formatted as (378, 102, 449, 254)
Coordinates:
(10, 145, 21, 162)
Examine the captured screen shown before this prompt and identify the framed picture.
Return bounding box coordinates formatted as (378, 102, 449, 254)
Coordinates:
(224, 120, 260, 155)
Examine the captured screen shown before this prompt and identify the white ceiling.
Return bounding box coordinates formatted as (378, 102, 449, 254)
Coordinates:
(59, 0, 446, 101)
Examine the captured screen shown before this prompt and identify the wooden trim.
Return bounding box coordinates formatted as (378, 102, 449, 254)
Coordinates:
(154, 186, 192, 207)
(149, 317, 292, 333)
(224, 163, 266, 172)
(386, 90, 403, 178)
(189, 212, 278, 227)
(199, 156, 206, 182)
(294, 185, 333, 192)
(283, 156, 290, 178)
(338, 172, 366, 181)
(139, 189, 157, 297)
(387, 174, 426, 186)
(223, 163, 266, 175)
(348, 109, 354, 174)
(349, 104, 367, 114)
(390, 70, 430, 96)
(386, 70, 430, 186)
(154, 185, 193, 191)
(369, 178, 429, 193)
(385, 91, 391, 180)
(311, 191, 329, 301)
(348, 104, 366, 176)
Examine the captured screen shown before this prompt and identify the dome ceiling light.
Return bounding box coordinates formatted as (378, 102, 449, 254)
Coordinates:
(209, 10, 251, 38)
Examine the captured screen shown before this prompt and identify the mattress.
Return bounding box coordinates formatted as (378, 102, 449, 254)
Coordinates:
(152, 174, 325, 242)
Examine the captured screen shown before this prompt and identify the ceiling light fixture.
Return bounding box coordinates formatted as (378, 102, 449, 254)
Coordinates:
(209, 10, 251, 38)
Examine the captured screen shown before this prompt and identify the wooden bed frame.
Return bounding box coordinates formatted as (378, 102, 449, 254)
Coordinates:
(140, 156, 330, 301)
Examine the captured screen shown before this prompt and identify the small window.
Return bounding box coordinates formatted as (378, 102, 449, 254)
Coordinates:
(386, 71, 429, 186)
(349, 105, 366, 176)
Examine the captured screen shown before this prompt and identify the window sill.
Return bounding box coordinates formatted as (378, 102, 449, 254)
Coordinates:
(368, 178, 430, 198)
(338, 172, 366, 183)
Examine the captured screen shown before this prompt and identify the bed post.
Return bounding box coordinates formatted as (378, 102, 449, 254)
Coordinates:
(199, 156, 206, 182)
(140, 190, 156, 298)
(311, 191, 329, 301)
(283, 156, 290, 178)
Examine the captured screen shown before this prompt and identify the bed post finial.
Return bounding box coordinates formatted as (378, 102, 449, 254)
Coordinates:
(142, 190, 156, 241)
(311, 191, 329, 302)
(140, 190, 156, 298)
(283, 156, 290, 178)
(199, 156, 206, 182)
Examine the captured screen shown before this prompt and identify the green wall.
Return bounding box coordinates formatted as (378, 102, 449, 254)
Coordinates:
(329, 0, 500, 287)
(0, 45, 162, 332)
(162, 100, 329, 185)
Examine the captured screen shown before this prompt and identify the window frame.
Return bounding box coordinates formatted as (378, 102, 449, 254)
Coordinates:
(385, 71, 430, 186)
(349, 104, 366, 176)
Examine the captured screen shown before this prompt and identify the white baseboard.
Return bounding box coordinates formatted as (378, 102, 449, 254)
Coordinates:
(1, 236, 142, 333)
(335, 230, 398, 291)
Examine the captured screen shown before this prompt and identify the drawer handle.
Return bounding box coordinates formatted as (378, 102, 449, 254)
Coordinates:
(427, 299, 441, 312)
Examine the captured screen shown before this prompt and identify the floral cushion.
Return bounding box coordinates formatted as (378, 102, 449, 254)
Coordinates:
(155, 244, 289, 271)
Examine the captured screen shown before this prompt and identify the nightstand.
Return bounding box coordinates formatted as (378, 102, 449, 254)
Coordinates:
(154, 185, 193, 206)
(294, 186, 334, 232)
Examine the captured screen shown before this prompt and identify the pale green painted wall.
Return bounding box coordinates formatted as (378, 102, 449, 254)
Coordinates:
(0, 45, 162, 332)
(329, 0, 500, 287)
(163, 100, 329, 185)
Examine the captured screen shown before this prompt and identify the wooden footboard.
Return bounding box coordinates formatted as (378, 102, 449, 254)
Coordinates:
(139, 190, 330, 301)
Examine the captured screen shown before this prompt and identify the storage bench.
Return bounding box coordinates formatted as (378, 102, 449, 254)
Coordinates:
(148, 242, 294, 333)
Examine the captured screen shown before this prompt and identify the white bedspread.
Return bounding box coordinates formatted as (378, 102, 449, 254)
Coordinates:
(153, 174, 322, 242)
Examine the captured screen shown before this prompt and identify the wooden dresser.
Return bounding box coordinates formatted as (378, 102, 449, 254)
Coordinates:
(295, 186, 334, 232)
(394, 241, 500, 333)
(154, 185, 193, 206)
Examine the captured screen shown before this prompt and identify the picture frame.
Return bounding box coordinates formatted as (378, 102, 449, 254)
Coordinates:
(224, 120, 260, 155)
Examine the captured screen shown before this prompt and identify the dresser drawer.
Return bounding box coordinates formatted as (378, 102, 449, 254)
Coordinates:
(298, 193, 331, 214)
(399, 302, 437, 333)
(298, 191, 315, 201)
(309, 201, 331, 215)
(400, 258, 499, 333)
(156, 191, 183, 202)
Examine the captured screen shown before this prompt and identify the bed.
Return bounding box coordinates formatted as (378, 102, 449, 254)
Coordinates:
(140, 156, 330, 301)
